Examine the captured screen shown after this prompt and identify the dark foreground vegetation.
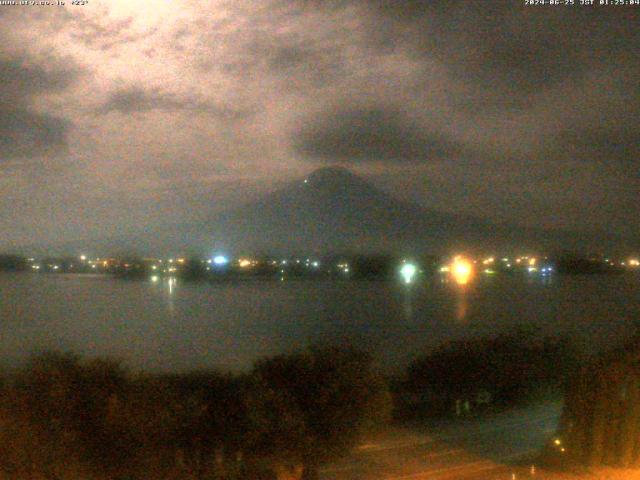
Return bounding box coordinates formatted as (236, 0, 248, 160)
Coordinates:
(0, 348, 390, 480)
(555, 333, 640, 469)
(0, 331, 579, 480)
(396, 331, 578, 420)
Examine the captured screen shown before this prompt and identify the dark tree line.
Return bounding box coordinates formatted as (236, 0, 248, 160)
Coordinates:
(0, 255, 28, 271)
(552, 252, 624, 275)
(0, 331, 582, 479)
(0, 348, 390, 480)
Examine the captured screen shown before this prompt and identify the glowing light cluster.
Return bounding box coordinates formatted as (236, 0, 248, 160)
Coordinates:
(451, 256, 473, 285)
(400, 263, 418, 284)
(213, 255, 229, 266)
(337, 262, 350, 274)
(238, 258, 260, 268)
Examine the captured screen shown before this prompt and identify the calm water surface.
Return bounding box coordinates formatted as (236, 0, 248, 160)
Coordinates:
(1, 272, 639, 373)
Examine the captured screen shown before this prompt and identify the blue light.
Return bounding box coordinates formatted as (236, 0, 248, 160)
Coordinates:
(213, 255, 229, 265)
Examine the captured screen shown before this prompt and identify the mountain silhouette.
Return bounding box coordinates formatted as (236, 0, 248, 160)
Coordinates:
(201, 166, 636, 255)
(198, 166, 544, 255)
(27, 166, 634, 256)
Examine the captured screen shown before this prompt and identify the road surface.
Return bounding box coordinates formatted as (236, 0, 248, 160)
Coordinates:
(320, 402, 562, 480)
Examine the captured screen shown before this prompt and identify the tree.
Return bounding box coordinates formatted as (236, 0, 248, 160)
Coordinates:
(2, 352, 132, 478)
(560, 339, 640, 468)
(249, 346, 392, 478)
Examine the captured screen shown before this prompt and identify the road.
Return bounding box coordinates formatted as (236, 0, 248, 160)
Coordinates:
(320, 402, 562, 480)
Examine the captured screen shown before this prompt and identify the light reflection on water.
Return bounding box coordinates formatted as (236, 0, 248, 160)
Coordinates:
(454, 286, 469, 324)
(0, 272, 638, 373)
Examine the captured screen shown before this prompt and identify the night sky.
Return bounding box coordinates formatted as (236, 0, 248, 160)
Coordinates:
(0, 1, 638, 250)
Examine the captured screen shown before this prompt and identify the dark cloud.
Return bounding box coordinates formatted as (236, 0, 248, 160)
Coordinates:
(72, 14, 134, 44)
(0, 55, 76, 102)
(561, 127, 640, 175)
(266, 43, 342, 79)
(70, 15, 144, 50)
(0, 108, 69, 160)
(0, 55, 77, 161)
(286, 0, 640, 205)
(186, 7, 350, 91)
(287, 0, 638, 99)
(295, 107, 461, 163)
(51, 5, 160, 52)
(269, 44, 311, 70)
(97, 86, 251, 118)
(256, 41, 345, 89)
(414, 6, 636, 95)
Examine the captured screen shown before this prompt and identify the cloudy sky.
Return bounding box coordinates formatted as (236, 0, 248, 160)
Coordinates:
(0, 0, 638, 250)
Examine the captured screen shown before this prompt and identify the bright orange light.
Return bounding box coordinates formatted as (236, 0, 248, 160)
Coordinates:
(529, 258, 537, 266)
(451, 256, 473, 285)
(629, 259, 639, 267)
(238, 259, 252, 268)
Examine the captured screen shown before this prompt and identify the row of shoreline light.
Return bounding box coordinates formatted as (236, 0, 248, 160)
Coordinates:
(24, 252, 640, 284)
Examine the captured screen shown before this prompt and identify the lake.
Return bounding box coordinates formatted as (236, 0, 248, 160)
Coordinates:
(1, 272, 639, 373)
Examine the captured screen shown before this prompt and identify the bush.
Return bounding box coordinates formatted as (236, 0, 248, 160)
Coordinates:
(398, 331, 577, 418)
